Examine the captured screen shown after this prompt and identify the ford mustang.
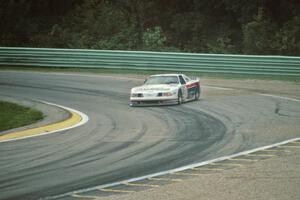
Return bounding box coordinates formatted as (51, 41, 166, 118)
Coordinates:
(130, 74, 200, 106)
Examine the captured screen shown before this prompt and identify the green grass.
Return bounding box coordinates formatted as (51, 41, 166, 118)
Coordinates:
(0, 101, 44, 132)
(1, 66, 300, 82)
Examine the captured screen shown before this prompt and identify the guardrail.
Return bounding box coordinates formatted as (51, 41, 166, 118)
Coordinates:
(0, 47, 300, 76)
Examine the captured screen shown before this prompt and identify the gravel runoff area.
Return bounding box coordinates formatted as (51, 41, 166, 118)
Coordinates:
(99, 146, 300, 200)
(96, 78, 300, 200)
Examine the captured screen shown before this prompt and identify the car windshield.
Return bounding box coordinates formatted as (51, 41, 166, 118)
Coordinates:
(144, 76, 179, 85)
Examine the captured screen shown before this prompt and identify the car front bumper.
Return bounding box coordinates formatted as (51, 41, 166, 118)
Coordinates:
(129, 97, 178, 106)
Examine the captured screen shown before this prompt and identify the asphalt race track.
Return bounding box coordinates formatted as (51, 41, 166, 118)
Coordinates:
(0, 71, 299, 200)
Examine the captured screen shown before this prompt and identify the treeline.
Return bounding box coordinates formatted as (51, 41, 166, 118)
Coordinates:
(1, 0, 299, 55)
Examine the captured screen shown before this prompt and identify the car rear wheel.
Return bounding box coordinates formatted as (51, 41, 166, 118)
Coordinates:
(194, 88, 200, 100)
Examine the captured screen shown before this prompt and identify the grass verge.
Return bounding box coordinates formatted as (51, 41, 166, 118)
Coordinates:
(1, 66, 300, 82)
(0, 101, 44, 132)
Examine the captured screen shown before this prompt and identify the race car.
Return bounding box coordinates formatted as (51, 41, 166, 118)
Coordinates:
(130, 74, 200, 106)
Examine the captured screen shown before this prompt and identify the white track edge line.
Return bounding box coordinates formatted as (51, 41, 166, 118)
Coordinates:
(42, 136, 300, 200)
(0, 100, 89, 143)
(260, 94, 300, 102)
(202, 85, 234, 90)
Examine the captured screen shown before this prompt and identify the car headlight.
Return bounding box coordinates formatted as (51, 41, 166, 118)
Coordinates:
(131, 93, 139, 97)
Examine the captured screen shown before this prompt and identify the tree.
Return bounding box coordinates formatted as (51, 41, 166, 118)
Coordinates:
(142, 26, 166, 51)
(242, 7, 277, 54)
(0, 0, 299, 55)
(51, 0, 138, 49)
(273, 15, 300, 55)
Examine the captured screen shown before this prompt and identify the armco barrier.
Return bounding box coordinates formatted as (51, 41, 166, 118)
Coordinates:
(0, 47, 299, 76)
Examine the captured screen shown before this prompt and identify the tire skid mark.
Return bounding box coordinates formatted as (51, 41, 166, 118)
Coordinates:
(1, 72, 299, 200)
(45, 138, 300, 200)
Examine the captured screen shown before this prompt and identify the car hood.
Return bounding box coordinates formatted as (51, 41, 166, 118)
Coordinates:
(131, 84, 179, 92)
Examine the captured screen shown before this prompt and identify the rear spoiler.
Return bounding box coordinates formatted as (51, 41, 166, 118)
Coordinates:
(191, 76, 200, 82)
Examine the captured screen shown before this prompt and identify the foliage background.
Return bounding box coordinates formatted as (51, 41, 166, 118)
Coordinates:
(0, 0, 299, 55)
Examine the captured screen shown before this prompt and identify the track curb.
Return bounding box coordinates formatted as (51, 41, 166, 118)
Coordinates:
(0, 101, 89, 143)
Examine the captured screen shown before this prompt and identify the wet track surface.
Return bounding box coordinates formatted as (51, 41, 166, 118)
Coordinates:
(0, 72, 299, 200)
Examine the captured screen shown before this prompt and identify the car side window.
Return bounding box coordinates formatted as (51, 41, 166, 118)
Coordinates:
(179, 75, 186, 85)
(183, 75, 190, 83)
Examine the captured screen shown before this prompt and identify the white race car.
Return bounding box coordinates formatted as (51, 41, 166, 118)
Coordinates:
(130, 74, 200, 106)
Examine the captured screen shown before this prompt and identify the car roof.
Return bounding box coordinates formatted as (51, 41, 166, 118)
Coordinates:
(149, 74, 184, 77)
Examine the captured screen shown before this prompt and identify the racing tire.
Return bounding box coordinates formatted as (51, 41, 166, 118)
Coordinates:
(177, 90, 183, 105)
(194, 88, 200, 100)
(129, 101, 138, 107)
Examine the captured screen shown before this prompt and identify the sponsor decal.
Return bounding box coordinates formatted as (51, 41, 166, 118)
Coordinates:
(186, 82, 199, 89)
